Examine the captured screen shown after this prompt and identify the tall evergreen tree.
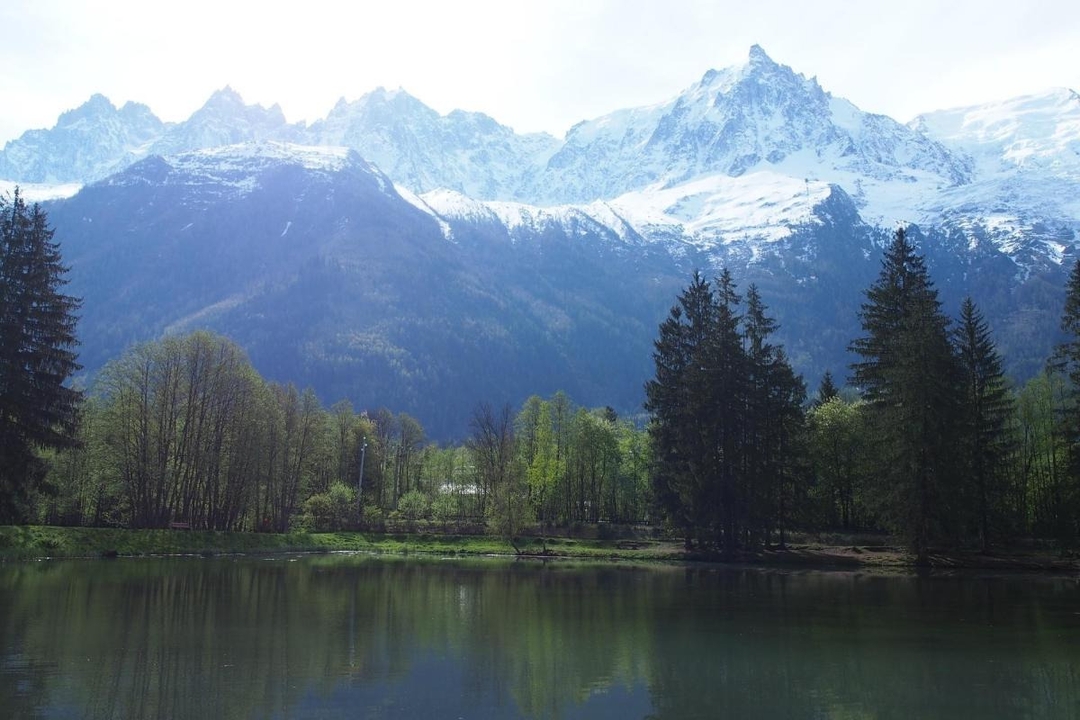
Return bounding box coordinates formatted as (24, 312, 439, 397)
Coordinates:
(1052, 259, 1080, 543)
(813, 371, 839, 408)
(0, 190, 82, 522)
(705, 269, 748, 553)
(953, 298, 1013, 552)
(743, 285, 806, 547)
(645, 272, 718, 546)
(850, 227, 959, 561)
(648, 271, 803, 555)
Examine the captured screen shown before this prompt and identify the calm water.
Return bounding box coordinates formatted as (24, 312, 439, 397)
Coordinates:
(1, 555, 1078, 719)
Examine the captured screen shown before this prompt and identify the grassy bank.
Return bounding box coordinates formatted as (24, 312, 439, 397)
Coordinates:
(0, 525, 685, 564)
(2, 526, 1077, 572)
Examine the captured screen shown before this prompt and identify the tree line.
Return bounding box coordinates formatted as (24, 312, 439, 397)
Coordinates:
(3, 194, 1080, 554)
(39, 335, 652, 535)
(649, 227, 1080, 559)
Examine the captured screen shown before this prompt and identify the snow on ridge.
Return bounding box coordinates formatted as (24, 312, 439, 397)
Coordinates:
(420, 187, 623, 243)
(170, 141, 354, 173)
(608, 171, 832, 248)
(911, 88, 1080, 175)
(420, 188, 500, 225)
(0, 180, 82, 202)
(107, 142, 367, 198)
(413, 171, 834, 255)
(395, 184, 455, 241)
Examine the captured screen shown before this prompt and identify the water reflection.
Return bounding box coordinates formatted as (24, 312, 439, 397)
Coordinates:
(1, 556, 1078, 719)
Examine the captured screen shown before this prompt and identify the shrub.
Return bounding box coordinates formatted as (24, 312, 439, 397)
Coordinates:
(398, 490, 430, 524)
(431, 493, 457, 529)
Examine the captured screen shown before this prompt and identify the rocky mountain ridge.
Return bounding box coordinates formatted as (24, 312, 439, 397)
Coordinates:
(4, 47, 1078, 434)
(3, 46, 1077, 279)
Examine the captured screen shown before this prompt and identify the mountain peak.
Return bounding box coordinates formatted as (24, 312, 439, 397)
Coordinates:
(58, 94, 118, 125)
(84, 93, 116, 109)
(204, 86, 245, 108)
(747, 44, 775, 67)
(364, 86, 423, 108)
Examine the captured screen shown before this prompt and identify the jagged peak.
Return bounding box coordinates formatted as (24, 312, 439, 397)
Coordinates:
(365, 86, 419, 104)
(84, 93, 116, 109)
(57, 94, 118, 124)
(747, 44, 775, 67)
(203, 86, 245, 108)
(690, 45, 815, 102)
(118, 100, 154, 115)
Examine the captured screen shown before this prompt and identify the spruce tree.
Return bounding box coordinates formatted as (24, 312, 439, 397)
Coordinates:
(850, 227, 959, 561)
(953, 297, 1013, 552)
(813, 370, 839, 408)
(1053, 259, 1080, 543)
(645, 272, 716, 545)
(705, 269, 748, 553)
(648, 271, 805, 555)
(743, 285, 806, 547)
(0, 189, 82, 522)
(646, 270, 748, 552)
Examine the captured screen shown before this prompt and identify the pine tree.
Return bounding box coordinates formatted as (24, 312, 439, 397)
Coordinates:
(1053, 259, 1080, 543)
(648, 271, 806, 556)
(953, 297, 1013, 552)
(813, 371, 839, 408)
(0, 189, 82, 522)
(645, 272, 718, 546)
(850, 227, 959, 561)
(705, 269, 748, 553)
(743, 285, 806, 547)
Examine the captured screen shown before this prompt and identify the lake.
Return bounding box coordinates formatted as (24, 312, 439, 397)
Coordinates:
(1, 554, 1078, 719)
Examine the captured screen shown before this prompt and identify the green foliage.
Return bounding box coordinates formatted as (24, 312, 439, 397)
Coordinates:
(953, 297, 1015, 550)
(646, 271, 805, 553)
(807, 397, 870, 530)
(430, 493, 457, 528)
(301, 482, 357, 532)
(20, 240, 1080, 557)
(850, 227, 961, 559)
(1052, 260, 1080, 543)
(470, 403, 530, 552)
(397, 490, 429, 523)
(96, 332, 269, 530)
(0, 190, 82, 522)
(813, 370, 840, 408)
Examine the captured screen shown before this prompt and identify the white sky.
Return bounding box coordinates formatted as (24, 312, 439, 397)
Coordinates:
(1, 0, 1078, 145)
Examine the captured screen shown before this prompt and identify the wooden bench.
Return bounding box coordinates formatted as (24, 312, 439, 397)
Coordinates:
(168, 521, 191, 530)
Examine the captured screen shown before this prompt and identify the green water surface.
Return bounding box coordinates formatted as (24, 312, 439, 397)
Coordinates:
(1, 555, 1078, 719)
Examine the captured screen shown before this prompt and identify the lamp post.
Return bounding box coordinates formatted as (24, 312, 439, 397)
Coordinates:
(357, 439, 368, 524)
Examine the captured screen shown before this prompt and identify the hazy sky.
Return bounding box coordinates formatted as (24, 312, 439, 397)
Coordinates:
(2, 0, 1078, 144)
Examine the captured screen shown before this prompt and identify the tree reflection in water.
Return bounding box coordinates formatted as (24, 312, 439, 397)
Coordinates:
(1, 557, 1078, 719)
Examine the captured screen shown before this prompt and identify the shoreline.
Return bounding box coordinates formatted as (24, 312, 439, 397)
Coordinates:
(1, 525, 1077, 574)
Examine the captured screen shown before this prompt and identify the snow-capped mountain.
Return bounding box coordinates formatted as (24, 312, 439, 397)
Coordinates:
(0, 85, 561, 201)
(530, 45, 970, 206)
(32, 138, 1073, 434)
(306, 88, 560, 199)
(0, 94, 163, 183)
(907, 89, 1080, 275)
(147, 87, 304, 158)
(44, 142, 692, 437)
(0, 88, 304, 186)
(5, 46, 1080, 430)
(910, 88, 1080, 178)
(7, 44, 1074, 278)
